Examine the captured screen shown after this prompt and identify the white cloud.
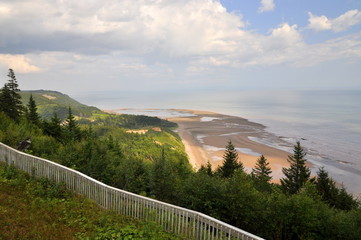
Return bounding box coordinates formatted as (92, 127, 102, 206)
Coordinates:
(307, 13, 331, 31)
(0, 0, 361, 90)
(332, 9, 361, 32)
(307, 9, 361, 32)
(0, 0, 245, 57)
(0, 54, 41, 73)
(187, 22, 361, 70)
(258, 0, 275, 13)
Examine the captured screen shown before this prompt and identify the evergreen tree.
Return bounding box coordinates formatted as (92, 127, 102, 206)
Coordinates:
(335, 186, 358, 211)
(280, 141, 311, 194)
(217, 140, 243, 178)
(315, 167, 358, 210)
(43, 112, 63, 142)
(252, 155, 272, 183)
(150, 147, 176, 202)
(0, 84, 12, 115)
(0, 69, 23, 120)
(26, 94, 40, 125)
(198, 161, 213, 176)
(6, 69, 19, 91)
(64, 107, 81, 141)
(315, 167, 336, 202)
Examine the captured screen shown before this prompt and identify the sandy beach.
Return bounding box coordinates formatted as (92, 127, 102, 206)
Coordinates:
(167, 109, 293, 181)
(108, 108, 300, 181)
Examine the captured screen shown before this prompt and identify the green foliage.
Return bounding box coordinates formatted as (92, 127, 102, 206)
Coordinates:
(90, 113, 177, 130)
(0, 84, 12, 117)
(26, 94, 40, 125)
(149, 147, 181, 203)
(20, 90, 100, 120)
(0, 163, 186, 240)
(181, 171, 226, 219)
(64, 107, 83, 141)
(281, 141, 311, 194)
(42, 112, 64, 142)
(0, 69, 23, 121)
(217, 140, 243, 178)
(251, 155, 273, 192)
(198, 161, 213, 176)
(315, 167, 358, 210)
(252, 155, 272, 182)
(114, 156, 148, 194)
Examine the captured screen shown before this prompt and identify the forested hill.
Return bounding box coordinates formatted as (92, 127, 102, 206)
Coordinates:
(20, 90, 177, 129)
(20, 90, 100, 120)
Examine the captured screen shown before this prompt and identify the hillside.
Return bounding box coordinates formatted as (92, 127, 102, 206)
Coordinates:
(20, 90, 101, 120)
(20, 90, 177, 130)
(0, 162, 185, 240)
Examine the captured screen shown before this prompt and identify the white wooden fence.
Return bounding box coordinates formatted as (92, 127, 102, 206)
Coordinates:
(0, 142, 263, 240)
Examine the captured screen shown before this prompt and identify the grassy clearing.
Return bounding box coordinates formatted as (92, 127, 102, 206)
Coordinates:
(0, 163, 186, 240)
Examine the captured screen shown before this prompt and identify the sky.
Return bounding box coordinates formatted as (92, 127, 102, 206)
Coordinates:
(0, 0, 361, 95)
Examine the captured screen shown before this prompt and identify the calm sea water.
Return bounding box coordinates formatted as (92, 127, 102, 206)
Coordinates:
(75, 90, 361, 194)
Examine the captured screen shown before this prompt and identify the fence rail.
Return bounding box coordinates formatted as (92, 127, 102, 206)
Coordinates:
(0, 142, 263, 240)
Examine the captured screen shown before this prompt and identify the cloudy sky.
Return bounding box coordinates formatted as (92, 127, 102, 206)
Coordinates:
(0, 0, 361, 94)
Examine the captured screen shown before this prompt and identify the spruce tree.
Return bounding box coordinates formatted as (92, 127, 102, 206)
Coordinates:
(315, 167, 357, 210)
(218, 140, 243, 178)
(0, 84, 12, 115)
(65, 107, 81, 141)
(280, 141, 311, 194)
(315, 167, 336, 201)
(26, 94, 40, 125)
(0, 69, 23, 120)
(252, 155, 272, 183)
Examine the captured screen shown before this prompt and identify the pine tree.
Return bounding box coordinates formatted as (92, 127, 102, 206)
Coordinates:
(0, 69, 23, 121)
(315, 167, 336, 201)
(0, 84, 12, 115)
(252, 155, 272, 183)
(26, 94, 40, 125)
(315, 167, 357, 210)
(280, 141, 311, 194)
(64, 107, 81, 141)
(217, 140, 243, 178)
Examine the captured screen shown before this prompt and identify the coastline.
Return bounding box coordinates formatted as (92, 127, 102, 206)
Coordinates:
(166, 109, 293, 180)
(104, 108, 314, 182)
(98, 91, 361, 195)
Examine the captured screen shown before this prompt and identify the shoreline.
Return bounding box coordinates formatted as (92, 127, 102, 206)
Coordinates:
(104, 108, 310, 181)
(166, 109, 293, 180)
(104, 107, 361, 194)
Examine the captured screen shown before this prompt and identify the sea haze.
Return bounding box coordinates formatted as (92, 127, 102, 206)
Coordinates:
(75, 89, 361, 194)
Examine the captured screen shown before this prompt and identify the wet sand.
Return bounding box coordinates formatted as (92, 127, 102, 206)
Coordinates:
(168, 109, 292, 180)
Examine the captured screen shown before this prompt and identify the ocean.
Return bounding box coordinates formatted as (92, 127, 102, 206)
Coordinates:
(74, 89, 361, 195)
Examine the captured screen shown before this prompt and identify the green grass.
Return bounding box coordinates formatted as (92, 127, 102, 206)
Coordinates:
(147, 129, 185, 153)
(0, 163, 187, 240)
